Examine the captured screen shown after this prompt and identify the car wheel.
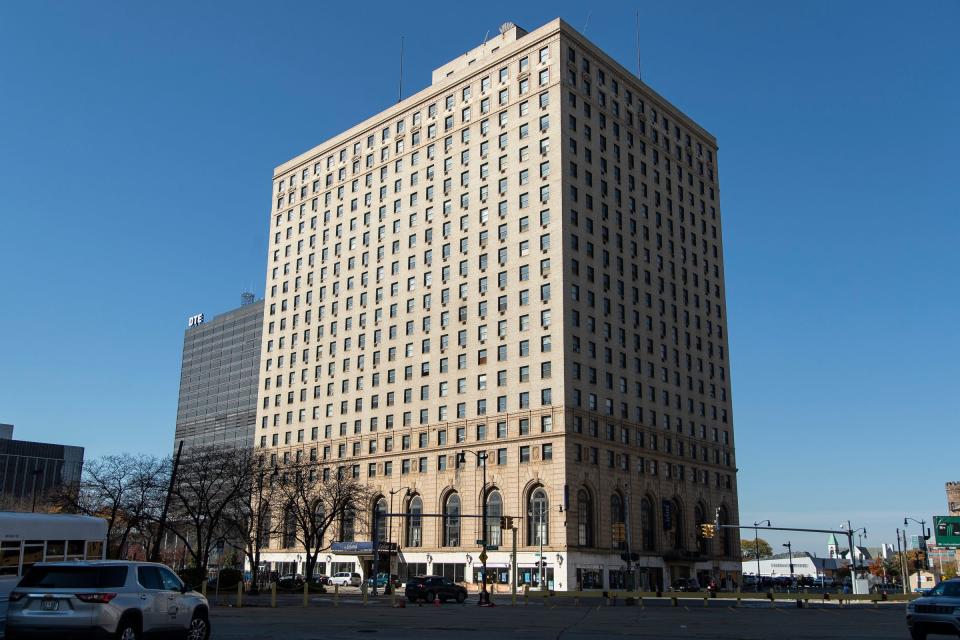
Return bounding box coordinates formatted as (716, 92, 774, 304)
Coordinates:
(187, 611, 211, 640)
(909, 626, 927, 640)
(425, 590, 435, 603)
(456, 591, 466, 603)
(115, 615, 141, 640)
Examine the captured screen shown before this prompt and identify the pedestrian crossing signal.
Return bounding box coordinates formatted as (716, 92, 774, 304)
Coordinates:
(699, 523, 716, 539)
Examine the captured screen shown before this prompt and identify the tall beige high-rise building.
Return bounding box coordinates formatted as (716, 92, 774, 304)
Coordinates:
(255, 18, 740, 591)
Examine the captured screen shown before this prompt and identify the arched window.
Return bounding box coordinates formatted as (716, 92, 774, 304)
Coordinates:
(444, 493, 461, 546)
(611, 493, 625, 549)
(576, 488, 592, 546)
(486, 490, 503, 547)
(640, 497, 655, 551)
(341, 506, 355, 542)
(671, 499, 684, 551)
(695, 503, 708, 555)
(374, 497, 388, 542)
(528, 487, 549, 546)
(406, 495, 422, 547)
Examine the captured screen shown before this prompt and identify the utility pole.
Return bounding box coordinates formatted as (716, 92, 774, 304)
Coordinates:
(783, 541, 794, 583)
(896, 528, 907, 594)
(844, 521, 858, 593)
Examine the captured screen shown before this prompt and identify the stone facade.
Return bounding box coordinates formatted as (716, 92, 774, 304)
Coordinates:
(254, 18, 740, 591)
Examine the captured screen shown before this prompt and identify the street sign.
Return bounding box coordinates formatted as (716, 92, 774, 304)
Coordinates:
(934, 516, 960, 548)
(476, 539, 486, 546)
(486, 545, 499, 551)
(478, 551, 488, 563)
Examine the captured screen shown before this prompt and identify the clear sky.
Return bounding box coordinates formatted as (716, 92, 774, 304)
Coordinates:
(1, 1, 957, 555)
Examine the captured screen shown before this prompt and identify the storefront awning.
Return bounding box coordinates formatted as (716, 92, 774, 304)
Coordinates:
(330, 541, 398, 555)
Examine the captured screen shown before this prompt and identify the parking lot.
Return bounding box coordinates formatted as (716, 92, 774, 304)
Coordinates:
(209, 600, 910, 639)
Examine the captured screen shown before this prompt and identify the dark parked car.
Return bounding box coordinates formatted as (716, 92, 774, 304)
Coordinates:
(277, 574, 304, 589)
(671, 578, 701, 592)
(311, 574, 331, 586)
(405, 575, 467, 603)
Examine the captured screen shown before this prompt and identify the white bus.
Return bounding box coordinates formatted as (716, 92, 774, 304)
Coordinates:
(0, 511, 108, 630)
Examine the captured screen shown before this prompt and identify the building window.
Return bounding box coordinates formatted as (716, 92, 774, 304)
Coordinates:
(528, 488, 549, 546)
(444, 493, 461, 546)
(406, 495, 423, 547)
(577, 489, 593, 547)
(640, 496, 656, 551)
(375, 497, 388, 542)
(486, 490, 503, 546)
(611, 493, 625, 550)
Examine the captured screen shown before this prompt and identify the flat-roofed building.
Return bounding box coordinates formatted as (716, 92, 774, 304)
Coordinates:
(174, 294, 263, 451)
(255, 18, 740, 591)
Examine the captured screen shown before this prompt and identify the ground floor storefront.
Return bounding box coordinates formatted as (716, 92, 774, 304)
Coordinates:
(257, 547, 741, 592)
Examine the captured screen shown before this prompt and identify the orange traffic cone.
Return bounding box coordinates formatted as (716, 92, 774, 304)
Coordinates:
(434, 594, 440, 607)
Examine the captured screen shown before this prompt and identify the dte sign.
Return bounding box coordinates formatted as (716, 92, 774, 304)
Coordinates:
(187, 313, 205, 327)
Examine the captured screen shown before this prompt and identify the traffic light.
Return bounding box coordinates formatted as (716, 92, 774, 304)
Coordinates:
(500, 515, 514, 529)
(699, 523, 716, 539)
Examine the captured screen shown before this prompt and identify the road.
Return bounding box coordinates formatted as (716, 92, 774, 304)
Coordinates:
(208, 600, 910, 639)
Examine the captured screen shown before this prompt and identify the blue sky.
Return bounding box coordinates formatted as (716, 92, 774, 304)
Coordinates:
(1, 1, 957, 554)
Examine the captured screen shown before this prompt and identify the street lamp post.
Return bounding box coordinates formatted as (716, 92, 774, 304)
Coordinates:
(457, 450, 490, 605)
(904, 517, 928, 593)
(753, 520, 771, 591)
(783, 541, 794, 585)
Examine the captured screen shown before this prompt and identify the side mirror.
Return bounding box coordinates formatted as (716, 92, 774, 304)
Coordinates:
(181, 584, 190, 594)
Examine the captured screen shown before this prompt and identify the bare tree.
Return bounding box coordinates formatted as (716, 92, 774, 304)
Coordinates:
(167, 446, 252, 584)
(52, 454, 168, 558)
(274, 462, 373, 583)
(223, 452, 280, 593)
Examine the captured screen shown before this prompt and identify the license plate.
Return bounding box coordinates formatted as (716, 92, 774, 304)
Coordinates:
(41, 599, 60, 611)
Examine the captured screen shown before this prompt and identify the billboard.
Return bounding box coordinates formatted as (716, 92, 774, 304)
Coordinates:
(933, 516, 960, 548)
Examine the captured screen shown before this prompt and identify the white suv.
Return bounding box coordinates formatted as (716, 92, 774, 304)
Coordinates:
(5, 560, 210, 640)
(328, 572, 362, 587)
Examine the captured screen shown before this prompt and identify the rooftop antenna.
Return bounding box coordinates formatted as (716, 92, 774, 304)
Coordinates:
(583, 12, 592, 34)
(398, 36, 405, 103)
(635, 10, 642, 80)
(482, 29, 490, 45)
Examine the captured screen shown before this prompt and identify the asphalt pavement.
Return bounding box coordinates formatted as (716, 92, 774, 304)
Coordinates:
(208, 598, 911, 639)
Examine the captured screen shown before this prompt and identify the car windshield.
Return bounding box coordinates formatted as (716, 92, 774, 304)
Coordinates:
(931, 582, 960, 597)
(19, 566, 128, 589)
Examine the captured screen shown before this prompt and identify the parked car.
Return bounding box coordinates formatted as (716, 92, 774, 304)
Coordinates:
(5, 560, 210, 640)
(277, 574, 304, 589)
(671, 578, 701, 592)
(310, 574, 331, 585)
(366, 573, 402, 589)
(906, 578, 960, 640)
(329, 572, 362, 587)
(405, 575, 467, 603)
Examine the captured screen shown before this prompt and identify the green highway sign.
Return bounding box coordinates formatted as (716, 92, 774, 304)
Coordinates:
(934, 516, 960, 548)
